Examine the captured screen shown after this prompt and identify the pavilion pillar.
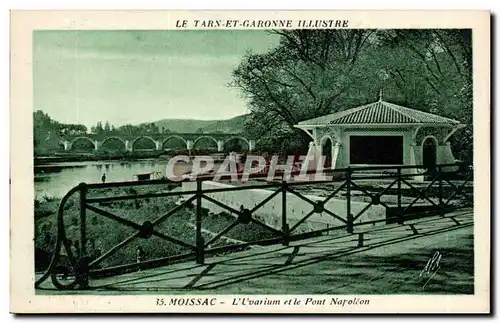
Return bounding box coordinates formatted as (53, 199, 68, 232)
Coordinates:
(331, 142, 343, 169)
(410, 142, 421, 166)
(438, 142, 458, 172)
(409, 142, 426, 181)
(305, 141, 320, 171)
(406, 143, 419, 176)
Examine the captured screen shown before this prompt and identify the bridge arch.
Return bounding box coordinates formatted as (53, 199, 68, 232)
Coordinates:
(101, 137, 127, 151)
(102, 136, 126, 146)
(421, 135, 438, 170)
(70, 137, 96, 151)
(224, 136, 250, 152)
(193, 136, 218, 149)
(162, 135, 188, 150)
(131, 136, 156, 151)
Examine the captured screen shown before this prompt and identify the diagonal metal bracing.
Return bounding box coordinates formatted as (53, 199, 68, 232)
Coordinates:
(378, 178, 398, 196)
(321, 182, 347, 204)
(286, 187, 318, 205)
(321, 208, 348, 224)
(249, 188, 282, 214)
(86, 204, 196, 250)
(202, 192, 283, 236)
(204, 220, 240, 248)
(287, 186, 347, 226)
(444, 174, 473, 206)
(249, 217, 284, 236)
(89, 195, 197, 268)
(352, 202, 373, 222)
(349, 181, 379, 221)
(401, 176, 439, 211)
(290, 209, 316, 233)
(89, 233, 140, 268)
(201, 194, 241, 215)
(36, 163, 473, 290)
(154, 195, 197, 226)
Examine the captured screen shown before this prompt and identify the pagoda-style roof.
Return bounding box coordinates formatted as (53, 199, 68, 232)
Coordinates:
(297, 100, 461, 127)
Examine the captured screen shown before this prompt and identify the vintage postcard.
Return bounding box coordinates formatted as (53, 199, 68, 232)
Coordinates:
(10, 10, 490, 313)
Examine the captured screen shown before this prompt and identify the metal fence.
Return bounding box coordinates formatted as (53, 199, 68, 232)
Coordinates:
(35, 163, 473, 290)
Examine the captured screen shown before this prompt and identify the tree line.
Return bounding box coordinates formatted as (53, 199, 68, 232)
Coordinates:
(33, 111, 235, 155)
(33, 111, 173, 155)
(90, 121, 172, 136)
(231, 29, 472, 162)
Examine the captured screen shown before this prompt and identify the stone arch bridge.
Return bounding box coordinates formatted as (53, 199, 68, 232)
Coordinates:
(60, 133, 256, 153)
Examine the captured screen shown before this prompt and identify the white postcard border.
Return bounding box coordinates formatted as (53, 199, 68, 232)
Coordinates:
(10, 10, 491, 313)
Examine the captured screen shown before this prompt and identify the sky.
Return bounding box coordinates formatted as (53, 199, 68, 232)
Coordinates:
(33, 30, 280, 128)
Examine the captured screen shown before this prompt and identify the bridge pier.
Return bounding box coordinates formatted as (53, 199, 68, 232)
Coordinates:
(155, 140, 162, 151)
(248, 140, 255, 152)
(62, 140, 71, 151)
(125, 140, 133, 152)
(61, 134, 253, 154)
(217, 140, 224, 152)
(94, 140, 102, 152)
(187, 140, 194, 151)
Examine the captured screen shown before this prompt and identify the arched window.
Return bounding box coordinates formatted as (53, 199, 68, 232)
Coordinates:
(422, 136, 438, 170)
(321, 137, 333, 169)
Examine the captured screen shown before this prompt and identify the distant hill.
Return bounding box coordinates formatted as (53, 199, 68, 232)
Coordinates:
(146, 114, 249, 134)
(198, 114, 248, 134)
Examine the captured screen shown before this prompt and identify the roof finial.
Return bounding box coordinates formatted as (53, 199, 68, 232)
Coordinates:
(379, 89, 383, 102)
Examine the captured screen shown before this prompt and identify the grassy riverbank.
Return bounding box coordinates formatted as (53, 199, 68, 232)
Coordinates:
(34, 183, 279, 272)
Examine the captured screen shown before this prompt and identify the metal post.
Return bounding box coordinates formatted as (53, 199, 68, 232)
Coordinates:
(78, 182, 89, 289)
(79, 183, 87, 257)
(281, 180, 289, 246)
(195, 179, 204, 264)
(346, 168, 353, 233)
(397, 167, 403, 224)
(438, 164, 443, 217)
(358, 233, 364, 247)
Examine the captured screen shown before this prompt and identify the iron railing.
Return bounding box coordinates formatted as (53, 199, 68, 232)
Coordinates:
(35, 162, 473, 290)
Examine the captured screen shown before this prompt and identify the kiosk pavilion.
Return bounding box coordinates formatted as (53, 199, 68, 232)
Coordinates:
(295, 96, 465, 174)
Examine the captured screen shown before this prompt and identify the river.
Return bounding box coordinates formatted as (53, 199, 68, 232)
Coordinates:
(34, 159, 170, 199)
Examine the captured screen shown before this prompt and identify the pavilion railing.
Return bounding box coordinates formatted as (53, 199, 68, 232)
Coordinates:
(35, 162, 473, 290)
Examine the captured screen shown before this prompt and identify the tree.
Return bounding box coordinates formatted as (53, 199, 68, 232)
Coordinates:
(59, 124, 87, 136)
(232, 29, 378, 154)
(149, 123, 159, 134)
(33, 111, 87, 155)
(91, 121, 104, 135)
(104, 121, 111, 132)
(378, 29, 472, 161)
(224, 138, 243, 153)
(33, 110, 61, 153)
(117, 124, 135, 135)
(232, 29, 472, 160)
